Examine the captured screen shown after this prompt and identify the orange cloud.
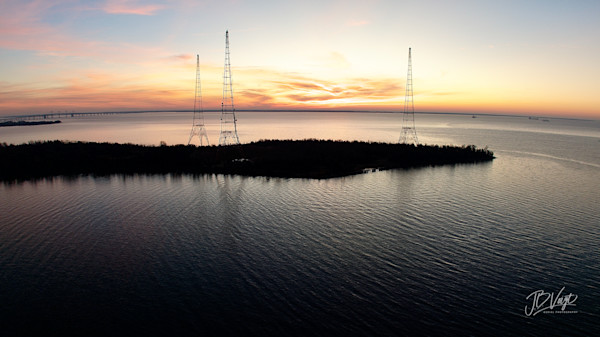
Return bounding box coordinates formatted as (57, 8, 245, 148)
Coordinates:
(265, 77, 403, 106)
(0, 84, 188, 113)
(0, 62, 408, 114)
(236, 89, 276, 106)
(0, 66, 192, 114)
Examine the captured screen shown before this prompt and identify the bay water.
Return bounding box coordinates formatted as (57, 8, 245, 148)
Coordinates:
(1, 112, 599, 335)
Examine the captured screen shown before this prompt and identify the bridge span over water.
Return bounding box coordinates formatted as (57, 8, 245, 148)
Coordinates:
(1, 110, 193, 122)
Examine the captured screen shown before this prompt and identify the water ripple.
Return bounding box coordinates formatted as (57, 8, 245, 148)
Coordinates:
(1, 150, 599, 335)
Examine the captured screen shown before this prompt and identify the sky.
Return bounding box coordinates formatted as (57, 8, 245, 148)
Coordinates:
(1, 0, 599, 118)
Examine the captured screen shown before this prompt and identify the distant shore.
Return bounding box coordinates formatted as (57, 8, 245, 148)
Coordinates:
(0, 120, 61, 127)
(0, 139, 494, 180)
(2, 110, 590, 121)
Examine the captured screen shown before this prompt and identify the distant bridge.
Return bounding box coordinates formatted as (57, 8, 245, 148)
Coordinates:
(0, 110, 193, 122)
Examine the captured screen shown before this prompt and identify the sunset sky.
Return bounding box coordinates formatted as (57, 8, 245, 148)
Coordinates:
(1, 0, 599, 118)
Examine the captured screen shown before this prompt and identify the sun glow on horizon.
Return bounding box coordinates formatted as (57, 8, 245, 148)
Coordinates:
(0, 1, 598, 119)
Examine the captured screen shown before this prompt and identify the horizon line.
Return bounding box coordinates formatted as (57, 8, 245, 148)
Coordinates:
(2, 109, 596, 122)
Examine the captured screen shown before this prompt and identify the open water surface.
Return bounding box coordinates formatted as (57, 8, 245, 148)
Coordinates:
(1, 112, 599, 335)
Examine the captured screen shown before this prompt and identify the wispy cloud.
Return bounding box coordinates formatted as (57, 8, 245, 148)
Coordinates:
(223, 66, 407, 108)
(161, 54, 195, 63)
(0, 1, 57, 36)
(0, 1, 169, 59)
(237, 89, 276, 107)
(1, 64, 407, 113)
(102, 0, 166, 15)
(248, 74, 404, 107)
(278, 78, 401, 98)
(0, 79, 189, 113)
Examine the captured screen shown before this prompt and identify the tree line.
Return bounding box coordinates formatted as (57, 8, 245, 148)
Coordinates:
(0, 139, 494, 181)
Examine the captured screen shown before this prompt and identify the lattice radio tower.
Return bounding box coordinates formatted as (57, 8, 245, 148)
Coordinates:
(219, 30, 240, 146)
(399, 47, 419, 145)
(188, 54, 210, 146)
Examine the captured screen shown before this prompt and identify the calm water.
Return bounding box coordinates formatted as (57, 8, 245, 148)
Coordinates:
(1, 112, 599, 336)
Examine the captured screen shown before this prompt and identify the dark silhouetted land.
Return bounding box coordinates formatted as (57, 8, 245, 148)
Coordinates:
(0, 139, 494, 180)
(0, 120, 61, 127)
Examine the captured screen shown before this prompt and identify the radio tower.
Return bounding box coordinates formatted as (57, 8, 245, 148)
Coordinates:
(188, 54, 210, 145)
(399, 47, 418, 145)
(219, 30, 240, 146)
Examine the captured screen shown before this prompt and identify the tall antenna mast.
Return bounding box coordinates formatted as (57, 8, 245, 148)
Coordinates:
(219, 30, 240, 146)
(399, 47, 419, 145)
(188, 54, 210, 145)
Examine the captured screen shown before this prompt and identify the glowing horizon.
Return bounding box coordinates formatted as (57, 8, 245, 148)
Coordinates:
(1, 0, 599, 119)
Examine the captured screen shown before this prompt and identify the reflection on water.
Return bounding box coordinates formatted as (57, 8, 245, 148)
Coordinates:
(2, 111, 599, 147)
(0, 113, 599, 335)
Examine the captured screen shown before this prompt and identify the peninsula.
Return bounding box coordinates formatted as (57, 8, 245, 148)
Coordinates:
(0, 120, 61, 127)
(0, 139, 494, 180)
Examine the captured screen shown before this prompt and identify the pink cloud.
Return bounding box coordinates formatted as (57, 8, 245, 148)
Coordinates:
(0, 1, 172, 59)
(162, 54, 195, 62)
(0, 1, 55, 36)
(0, 79, 191, 114)
(102, 0, 166, 15)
